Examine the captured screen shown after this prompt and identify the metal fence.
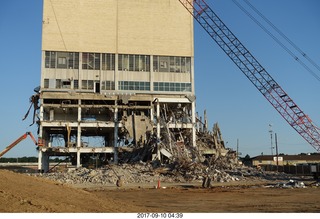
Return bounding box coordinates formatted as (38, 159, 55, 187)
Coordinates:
(260, 163, 320, 176)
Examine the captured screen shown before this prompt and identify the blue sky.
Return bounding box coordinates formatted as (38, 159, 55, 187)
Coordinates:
(0, 0, 320, 158)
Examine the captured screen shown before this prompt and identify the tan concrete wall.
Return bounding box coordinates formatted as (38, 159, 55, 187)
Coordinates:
(42, 0, 193, 57)
(154, 72, 191, 82)
(253, 160, 284, 166)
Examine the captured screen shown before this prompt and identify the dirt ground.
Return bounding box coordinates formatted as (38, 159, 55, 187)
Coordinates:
(0, 169, 320, 213)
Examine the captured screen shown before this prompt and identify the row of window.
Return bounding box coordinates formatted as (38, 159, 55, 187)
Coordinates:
(154, 82, 192, 92)
(79, 80, 116, 90)
(44, 79, 191, 92)
(45, 51, 79, 69)
(153, 56, 191, 73)
(118, 81, 150, 91)
(81, 53, 117, 70)
(118, 54, 150, 72)
(44, 51, 191, 73)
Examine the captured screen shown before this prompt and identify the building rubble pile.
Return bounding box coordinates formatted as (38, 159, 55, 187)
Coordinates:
(35, 111, 249, 185)
(35, 163, 159, 185)
(266, 179, 306, 188)
(116, 111, 244, 185)
(36, 119, 245, 185)
(33, 111, 301, 187)
(34, 161, 298, 187)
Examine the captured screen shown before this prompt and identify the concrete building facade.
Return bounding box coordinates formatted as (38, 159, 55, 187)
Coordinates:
(38, 0, 196, 172)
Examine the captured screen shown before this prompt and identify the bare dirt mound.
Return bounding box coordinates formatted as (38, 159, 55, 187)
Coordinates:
(0, 170, 149, 213)
(1, 169, 320, 213)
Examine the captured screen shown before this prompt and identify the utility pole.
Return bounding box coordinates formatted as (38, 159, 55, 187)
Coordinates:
(275, 133, 279, 172)
(269, 124, 273, 155)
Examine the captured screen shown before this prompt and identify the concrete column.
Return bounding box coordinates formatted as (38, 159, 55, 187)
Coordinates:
(113, 100, 119, 164)
(156, 100, 161, 161)
(77, 127, 81, 147)
(77, 101, 82, 148)
(76, 99, 82, 168)
(150, 101, 154, 125)
(156, 100, 160, 139)
(76, 125, 82, 168)
(38, 100, 45, 173)
(77, 149, 81, 168)
(38, 149, 43, 172)
(38, 98, 44, 137)
(42, 153, 49, 173)
(192, 101, 196, 147)
(39, 104, 44, 123)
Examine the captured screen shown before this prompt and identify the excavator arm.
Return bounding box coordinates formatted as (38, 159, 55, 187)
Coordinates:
(0, 132, 37, 158)
(178, 0, 320, 152)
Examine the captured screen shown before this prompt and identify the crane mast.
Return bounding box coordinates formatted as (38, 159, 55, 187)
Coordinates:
(178, 0, 320, 152)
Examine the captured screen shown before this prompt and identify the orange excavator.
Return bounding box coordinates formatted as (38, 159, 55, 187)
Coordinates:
(0, 132, 38, 158)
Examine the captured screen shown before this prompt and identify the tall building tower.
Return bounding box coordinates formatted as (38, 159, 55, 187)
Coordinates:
(38, 0, 196, 172)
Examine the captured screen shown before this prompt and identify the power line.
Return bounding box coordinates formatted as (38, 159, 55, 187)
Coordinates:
(232, 0, 320, 82)
(243, 0, 320, 73)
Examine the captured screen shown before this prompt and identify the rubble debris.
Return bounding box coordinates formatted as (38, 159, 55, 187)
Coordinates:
(310, 182, 320, 187)
(118, 107, 240, 181)
(265, 179, 307, 189)
(32, 109, 313, 188)
(32, 162, 304, 188)
(116, 176, 124, 187)
(32, 107, 306, 185)
(202, 176, 212, 188)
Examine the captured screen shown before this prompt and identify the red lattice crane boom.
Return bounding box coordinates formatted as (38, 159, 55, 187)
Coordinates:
(178, 0, 320, 152)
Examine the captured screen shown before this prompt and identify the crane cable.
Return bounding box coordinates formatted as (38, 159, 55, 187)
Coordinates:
(243, 0, 320, 74)
(231, 0, 320, 82)
(240, 0, 320, 131)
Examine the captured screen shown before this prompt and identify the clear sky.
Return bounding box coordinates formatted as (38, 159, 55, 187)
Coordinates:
(0, 0, 319, 158)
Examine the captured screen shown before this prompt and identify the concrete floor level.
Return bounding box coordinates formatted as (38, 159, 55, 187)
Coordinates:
(37, 91, 196, 172)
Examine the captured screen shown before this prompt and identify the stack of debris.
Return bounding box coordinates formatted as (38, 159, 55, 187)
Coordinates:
(35, 163, 160, 185)
(34, 162, 303, 188)
(34, 109, 248, 187)
(39, 108, 307, 187)
(34, 162, 244, 186)
(115, 108, 241, 188)
(265, 179, 306, 188)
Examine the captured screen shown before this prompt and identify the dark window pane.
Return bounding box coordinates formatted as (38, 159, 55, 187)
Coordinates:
(45, 51, 50, 68)
(129, 55, 134, 71)
(50, 52, 56, 68)
(94, 53, 100, 70)
(82, 53, 88, 69)
(153, 56, 158, 72)
(74, 53, 79, 69)
(44, 79, 49, 88)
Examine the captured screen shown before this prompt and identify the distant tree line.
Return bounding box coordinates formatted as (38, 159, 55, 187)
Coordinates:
(0, 157, 63, 163)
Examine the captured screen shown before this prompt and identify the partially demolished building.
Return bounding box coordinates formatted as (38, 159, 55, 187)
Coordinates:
(36, 0, 234, 173)
(37, 0, 197, 172)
